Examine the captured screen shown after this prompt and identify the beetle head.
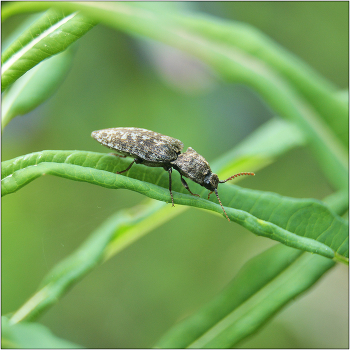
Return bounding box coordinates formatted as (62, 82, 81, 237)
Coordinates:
(203, 172, 219, 191)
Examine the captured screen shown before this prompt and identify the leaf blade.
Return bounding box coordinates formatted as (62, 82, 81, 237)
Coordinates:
(2, 316, 81, 349)
(154, 244, 335, 348)
(189, 250, 335, 348)
(2, 150, 347, 260)
(2, 49, 74, 130)
(1, 8, 94, 90)
(9, 199, 172, 324)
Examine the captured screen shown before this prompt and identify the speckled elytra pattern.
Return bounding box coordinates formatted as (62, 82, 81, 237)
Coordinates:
(91, 127, 183, 164)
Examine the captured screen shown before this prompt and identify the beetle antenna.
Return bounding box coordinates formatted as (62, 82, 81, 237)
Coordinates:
(214, 188, 230, 222)
(219, 172, 255, 183)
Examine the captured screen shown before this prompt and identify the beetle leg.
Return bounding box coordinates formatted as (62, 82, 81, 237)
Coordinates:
(214, 188, 230, 221)
(110, 153, 126, 158)
(180, 176, 200, 197)
(116, 159, 136, 174)
(168, 168, 174, 206)
(207, 191, 213, 200)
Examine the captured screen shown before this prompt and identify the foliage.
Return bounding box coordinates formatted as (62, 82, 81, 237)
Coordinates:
(2, 2, 348, 348)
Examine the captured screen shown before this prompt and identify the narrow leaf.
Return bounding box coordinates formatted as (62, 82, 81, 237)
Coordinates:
(1, 316, 81, 349)
(2, 150, 347, 261)
(212, 117, 305, 177)
(172, 12, 348, 145)
(9, 200, 175, 324)
(1, 8, 94, 90)
(2, 49, 73, 130)
(155, 245, 334, 348)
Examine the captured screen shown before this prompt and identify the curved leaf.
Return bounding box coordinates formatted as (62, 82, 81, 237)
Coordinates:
(323, 190, 349, 218)
(1, 150, 347, 261)
(2, 316, 81, 348)
(212, 117, 305, 178)
(2, 49, 74, 130)
(155, 244, 335, 348)
(173, 13, 348, 144)
(9, 199, 175, 324)
(1, 8, 94, 90)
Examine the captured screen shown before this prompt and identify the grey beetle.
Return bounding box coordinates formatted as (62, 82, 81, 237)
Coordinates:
(91, 127, 254, 221)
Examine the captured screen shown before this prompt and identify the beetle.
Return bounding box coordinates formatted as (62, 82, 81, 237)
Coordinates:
(91, 127, 255, 221)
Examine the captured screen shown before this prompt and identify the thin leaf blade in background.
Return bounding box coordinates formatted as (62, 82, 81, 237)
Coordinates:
(154, 244, 335, 348)
(155, 244, 301, 348)
(2, 48, 74, 130)
(322, 190, 349, 218)
(212, 117, 305, 178)
(9, 200, 176, 324)
(172, 12, 348, 146)
(1, 8, 95, 90)
(1, 316, 82, 349)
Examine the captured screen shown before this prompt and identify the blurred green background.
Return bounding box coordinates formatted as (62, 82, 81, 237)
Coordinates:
(2, 2, 348, 348)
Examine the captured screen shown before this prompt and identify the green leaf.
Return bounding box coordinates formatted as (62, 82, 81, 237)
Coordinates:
(2, 150, 347, 261)
(9, 199, 177, 324)
(322, 189, 349, 218)
(172, 12, 348, 146)
(154, 244, 335, 348)
(212, 117, 305, 178)
(1, 316, 81, 348)
(2, 49, 74, 130)
(1, 8, 94, 90)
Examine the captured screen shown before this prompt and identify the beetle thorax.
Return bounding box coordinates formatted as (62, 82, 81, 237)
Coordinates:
(171, 147, 213, 186)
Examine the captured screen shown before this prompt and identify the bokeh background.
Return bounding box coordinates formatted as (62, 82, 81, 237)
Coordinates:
(2, 2, 348, 348)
